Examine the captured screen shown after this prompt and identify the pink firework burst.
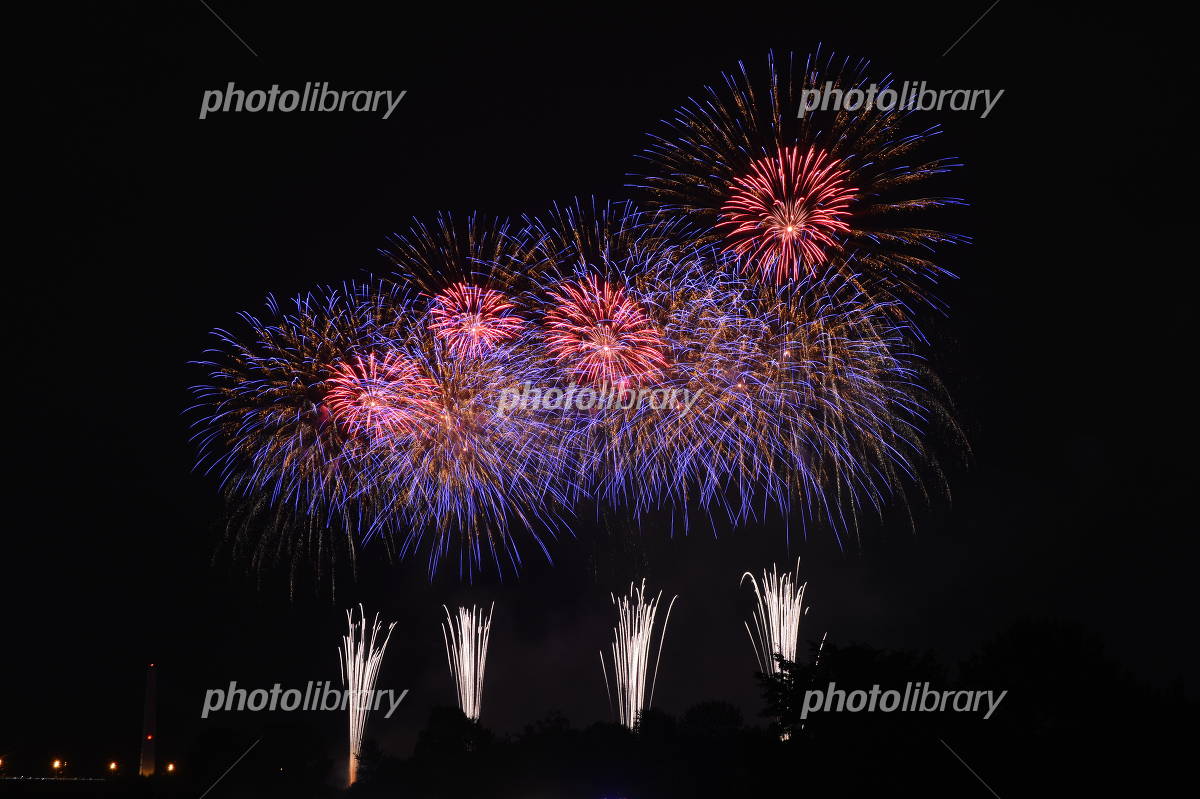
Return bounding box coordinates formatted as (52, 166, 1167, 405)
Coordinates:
(429, 283, 525, 357)
(544, 276, 668, 385)
(718, 146, 855, 281)
(325, 351, 436, 439)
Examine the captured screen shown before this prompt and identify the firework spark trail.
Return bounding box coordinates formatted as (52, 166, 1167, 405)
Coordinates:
(741, 560, 809, 675)
(798, 630, 830, 735)
(441, 603, 495, 721)
(339, 605, 396, 787)
(600, 580, 677, 728)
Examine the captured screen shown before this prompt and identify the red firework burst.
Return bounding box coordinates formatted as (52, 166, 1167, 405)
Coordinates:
(718, 146, 855, 281)
(543, 276, 667, 385)
(429, 283, 525, 357)
(325, 351, 436, 439)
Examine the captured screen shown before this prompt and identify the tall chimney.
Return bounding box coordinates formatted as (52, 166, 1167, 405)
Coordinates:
(138, 662, 156, 777)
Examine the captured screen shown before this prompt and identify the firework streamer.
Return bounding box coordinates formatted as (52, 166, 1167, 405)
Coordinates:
(600, 580, 677, 728)
(339, 605, 396, 787)
(743, 561, 809, 740)
(742, 560, 809, 675)
(441, 603, 495, 721)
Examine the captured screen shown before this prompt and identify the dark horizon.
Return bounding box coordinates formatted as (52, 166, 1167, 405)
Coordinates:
(7, 2, 1192, 794)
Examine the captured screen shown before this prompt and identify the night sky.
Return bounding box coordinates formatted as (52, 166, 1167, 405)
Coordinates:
(9, 1, 1191, 782)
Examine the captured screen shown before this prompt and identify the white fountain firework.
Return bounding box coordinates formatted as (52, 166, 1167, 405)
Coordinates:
(441, 602, 494, 721)
(339, 605, 396, 786)
(741, 560, 808, 674)
(600, 579, 677, 729)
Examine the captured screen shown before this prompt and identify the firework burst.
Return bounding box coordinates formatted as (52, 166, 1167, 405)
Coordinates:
(190, 51, 967, 586)
(522, 200, 722, 504)
(522, 201, 688, 387)
(634, 49, 967, 311)
(361, 328, 582, 577)
(543, 275, 667, 385)
(386, 213, 535, 359)
(718, 145, 856, 281)
(602, 255, 939, 542)
(382, 212, 531, 297)
(189, 282, 411, 591)
(325, 350, 436, 440)
(429, 282, 525, 357)
(597, 256, 790, 515)
(768, 273, 950, 537)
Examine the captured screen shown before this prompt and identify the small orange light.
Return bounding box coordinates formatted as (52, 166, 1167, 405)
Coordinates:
(52, 759, 62, 770)
(146, 734, 153, 740)
(166, 763, 176, 773)
(109, 761, 118, 771)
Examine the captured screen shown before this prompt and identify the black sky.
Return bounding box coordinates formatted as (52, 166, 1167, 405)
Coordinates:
(7, 1, 1192, 779)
